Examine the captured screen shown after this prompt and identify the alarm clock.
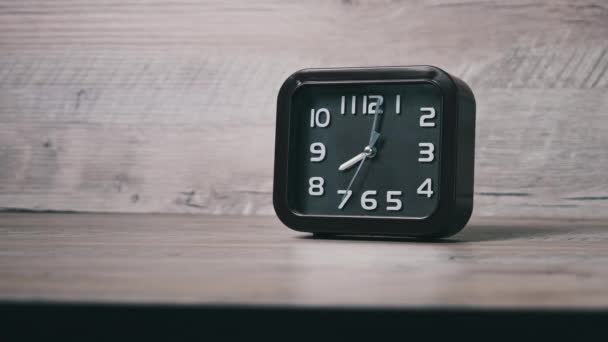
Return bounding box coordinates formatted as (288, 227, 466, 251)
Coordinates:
(273, 66, 475, 239)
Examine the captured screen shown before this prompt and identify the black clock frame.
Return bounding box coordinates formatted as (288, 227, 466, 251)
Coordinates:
(273, 66, 476, 239)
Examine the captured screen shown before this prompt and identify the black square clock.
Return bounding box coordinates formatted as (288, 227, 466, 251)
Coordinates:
(273, 66, 475, 239)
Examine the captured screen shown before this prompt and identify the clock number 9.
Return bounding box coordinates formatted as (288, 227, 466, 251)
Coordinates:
(310, 142, 326, 162)
(310, 108, 330, 128)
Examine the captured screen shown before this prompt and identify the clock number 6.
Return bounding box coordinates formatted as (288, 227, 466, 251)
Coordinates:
(361, 190, 378, 210)
(310, 108, 331, 128)
(420, 107, 436, 127)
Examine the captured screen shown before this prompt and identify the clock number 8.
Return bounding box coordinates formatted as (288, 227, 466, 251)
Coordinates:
(308, 177, 325, 196)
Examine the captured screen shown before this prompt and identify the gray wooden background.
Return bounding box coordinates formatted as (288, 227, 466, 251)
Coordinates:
(0, 0, 607, 218)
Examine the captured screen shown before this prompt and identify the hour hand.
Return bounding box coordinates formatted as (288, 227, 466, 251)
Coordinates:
(338, 152, 366, 171)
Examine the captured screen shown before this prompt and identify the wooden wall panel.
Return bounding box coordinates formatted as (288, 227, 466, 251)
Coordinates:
(0, 0, 607, 217)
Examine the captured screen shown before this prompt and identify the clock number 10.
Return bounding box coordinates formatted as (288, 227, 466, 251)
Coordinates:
(310, 108, 330, 128)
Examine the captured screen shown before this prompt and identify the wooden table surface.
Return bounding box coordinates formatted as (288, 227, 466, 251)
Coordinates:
(1, 213, 607, 309)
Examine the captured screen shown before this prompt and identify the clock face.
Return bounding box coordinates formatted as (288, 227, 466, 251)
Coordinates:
(287, 82, 442, 218)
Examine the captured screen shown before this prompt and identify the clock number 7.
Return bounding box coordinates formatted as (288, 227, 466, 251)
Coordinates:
(337, 190, 352, 210)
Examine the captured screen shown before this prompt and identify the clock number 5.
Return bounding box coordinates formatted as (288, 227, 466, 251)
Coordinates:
(420, 107, 436, 127)
(310, 108, 331, 128)
(386, 191, 403, 211)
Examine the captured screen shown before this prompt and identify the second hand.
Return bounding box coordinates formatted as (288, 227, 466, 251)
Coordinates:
(340, 102, 383, 204)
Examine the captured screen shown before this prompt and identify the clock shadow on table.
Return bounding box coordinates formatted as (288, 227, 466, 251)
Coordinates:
(298, 222, 571, 243)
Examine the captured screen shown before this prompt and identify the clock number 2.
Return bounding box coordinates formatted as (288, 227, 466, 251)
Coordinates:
(420, 107, 436, 127)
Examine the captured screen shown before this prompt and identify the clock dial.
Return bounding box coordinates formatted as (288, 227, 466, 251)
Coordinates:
(287, 82, 442, 218)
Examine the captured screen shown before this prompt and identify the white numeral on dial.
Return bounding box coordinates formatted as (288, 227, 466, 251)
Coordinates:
(361, 190, 378, 210)
(386, 191, 403, 211)
(395, 95, 401, 114)
(337, 190, 353, 210)
(308, 177, 325, 196)
(418, 143, 434, 162)
(310, 108, 331, 128)
(420, 107, 436, 127)
(417, 178, 434, 198)
(310, 142, 326, 162)
(368, 95, 384, 114)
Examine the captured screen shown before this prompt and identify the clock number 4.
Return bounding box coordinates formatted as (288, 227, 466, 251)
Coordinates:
(417, 178, 434, 198)
(420, 107, 436, 127)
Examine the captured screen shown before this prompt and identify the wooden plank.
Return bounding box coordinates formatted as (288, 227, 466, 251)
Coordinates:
(1, 213, 608, 307)
(0, 0, 607, 216)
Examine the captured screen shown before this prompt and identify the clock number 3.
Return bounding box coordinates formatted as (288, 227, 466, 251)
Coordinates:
(418, 143, 434, 162)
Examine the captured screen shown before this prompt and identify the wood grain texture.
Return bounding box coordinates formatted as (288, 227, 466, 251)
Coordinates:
(1, 213, 608, 308)
(0, 0, 607, 217)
